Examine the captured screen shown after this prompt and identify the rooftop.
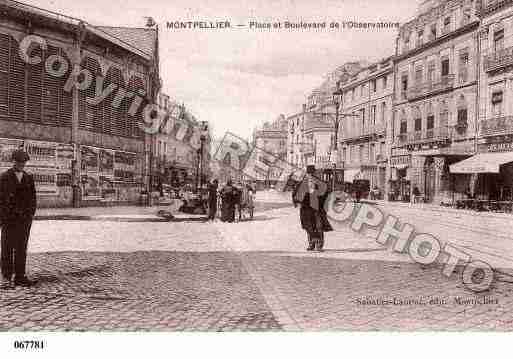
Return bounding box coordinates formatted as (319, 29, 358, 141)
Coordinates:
(1, 0, 156, 60)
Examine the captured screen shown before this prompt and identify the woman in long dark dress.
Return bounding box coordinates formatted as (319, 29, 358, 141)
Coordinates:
(220, 180, 236, 222)
(293, 165, 333, 252)
(207, 179, 219, 221)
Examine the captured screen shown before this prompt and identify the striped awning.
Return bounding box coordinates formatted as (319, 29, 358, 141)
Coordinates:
(450, 152, 513, 174)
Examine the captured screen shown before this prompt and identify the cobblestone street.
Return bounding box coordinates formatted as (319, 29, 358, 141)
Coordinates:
(1, 192, 513, 331)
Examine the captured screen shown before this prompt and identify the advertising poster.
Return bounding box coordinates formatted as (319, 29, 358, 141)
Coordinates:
(81, 146, 99, 174)
(56, 143, 75, 171)
(24, 140, 57, 170)
(80, 174, 101, 198)
(0, 138, 24, 168)
(99, 149, 115, 177)
(114, 151, 137, 183)
(0, 139, 58, 195)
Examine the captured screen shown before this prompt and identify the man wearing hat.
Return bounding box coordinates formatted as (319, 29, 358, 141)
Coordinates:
(0, 149, 37, 289)
(292, 165, 333, 252)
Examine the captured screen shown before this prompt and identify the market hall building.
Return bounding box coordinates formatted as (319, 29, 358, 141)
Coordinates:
(0, 0, 160, 207)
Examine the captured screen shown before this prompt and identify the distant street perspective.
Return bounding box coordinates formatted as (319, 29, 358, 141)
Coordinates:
(0, 190, 512, 331)
(3, 0, 513, 335)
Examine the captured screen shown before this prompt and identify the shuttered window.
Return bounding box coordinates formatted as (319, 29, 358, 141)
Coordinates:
(104, 67, 125, 136)
(127, 76, 145, 139)
(0, 33, 9, 117)
(9, 37, 26, 122)
(79, 57, 102, 132)
(26, 43, 43, 124)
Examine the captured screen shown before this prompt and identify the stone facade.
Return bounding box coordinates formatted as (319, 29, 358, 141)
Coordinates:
(392, 0, 479, 204)
(339, 58, 394, 198)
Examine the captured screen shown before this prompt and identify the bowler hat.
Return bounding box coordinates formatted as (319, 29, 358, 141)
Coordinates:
(11, 149, 30, 162)
(306, 165, 316, 174)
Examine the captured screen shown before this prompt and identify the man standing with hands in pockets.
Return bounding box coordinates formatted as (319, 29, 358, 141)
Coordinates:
(0, 149, 37, 290)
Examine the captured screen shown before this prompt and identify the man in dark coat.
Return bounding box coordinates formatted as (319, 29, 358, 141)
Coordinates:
(293, 165, 333, 252)
(207, 179, 219, 221)
(0, 149, 37, 289)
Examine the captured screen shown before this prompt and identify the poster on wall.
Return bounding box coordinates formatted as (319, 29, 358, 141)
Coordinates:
(0, 138, 58, 195)
(81, 146, 99, 173)
(0, 138, 24, 167)
(99, 149, 114, 177)
(56, 143, 75, 171)
(81, 174, 101, 198)
(24, 141, 57, 170)
(114, 151, 137, 183)
(24, 141, 59, 195)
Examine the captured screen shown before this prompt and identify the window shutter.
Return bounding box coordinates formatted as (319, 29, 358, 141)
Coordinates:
(0, 33, 9, 117)
(9, 38, 26, 122)
(26, 42, 43, 124)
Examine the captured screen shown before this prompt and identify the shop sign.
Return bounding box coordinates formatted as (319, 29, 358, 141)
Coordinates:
(390, 155, 411, 168)
(487, 142, 513, 152)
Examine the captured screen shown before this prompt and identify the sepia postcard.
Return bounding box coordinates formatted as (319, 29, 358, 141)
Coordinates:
(0, 0, 512, 356)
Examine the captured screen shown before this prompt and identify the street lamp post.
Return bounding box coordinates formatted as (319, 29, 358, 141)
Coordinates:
(196, 121, 209, 193)
(332, 88, 343, 191)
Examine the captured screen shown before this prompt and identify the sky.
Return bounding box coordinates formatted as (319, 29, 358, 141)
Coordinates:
(25, 0, 420, 139)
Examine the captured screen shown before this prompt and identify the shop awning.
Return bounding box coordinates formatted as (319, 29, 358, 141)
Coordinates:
(450, 152, 513, 174)
(344, 169, 361, 183)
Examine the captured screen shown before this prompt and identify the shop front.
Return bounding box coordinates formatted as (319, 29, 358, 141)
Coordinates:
(450, 140, 513, 203)
(389, 154, 411, 202)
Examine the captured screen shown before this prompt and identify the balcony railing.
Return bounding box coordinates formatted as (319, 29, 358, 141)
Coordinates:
(395, 126, 450, 146)
(342, 123, 385, 141)
(479, 116, 513, 136)
(484, 45, 513, 73)
(406, 75, 455, 101)
(301, 143, 315, 155)
(483, 0, 513, 15)
(376, 154, 387, 163)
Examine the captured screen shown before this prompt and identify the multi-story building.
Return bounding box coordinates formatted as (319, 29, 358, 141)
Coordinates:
(449, 0, 513, 201)
(392, 0, 480, 203)
(0, 0, 160, 207)
(155, 99, 211, 191)
(339, 57, 394, 197)
(286, 107, 334, 171)
(251, 115, 287, 188)
(286, 63, 365, 174)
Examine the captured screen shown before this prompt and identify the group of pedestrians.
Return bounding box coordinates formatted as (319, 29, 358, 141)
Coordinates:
(0, 157, 336, 292)
(207, 179, 255, 223)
